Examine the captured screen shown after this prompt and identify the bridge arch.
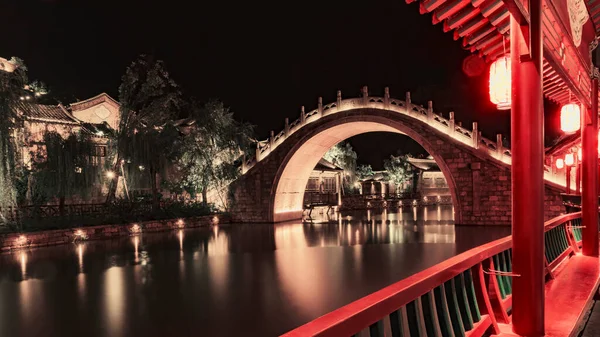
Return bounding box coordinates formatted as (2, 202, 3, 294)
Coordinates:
(270, 113, 462, 223)
(230, 92, 565, 225)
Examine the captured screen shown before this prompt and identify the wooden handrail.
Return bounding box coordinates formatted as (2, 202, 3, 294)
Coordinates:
(281, 212, 583, 337)
(544, 211, 581, 231)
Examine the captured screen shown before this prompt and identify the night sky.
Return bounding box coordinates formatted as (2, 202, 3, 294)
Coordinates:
(1, 0, 561, 169)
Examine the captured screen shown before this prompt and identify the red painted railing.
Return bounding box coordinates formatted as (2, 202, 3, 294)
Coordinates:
(281, 212, 584, 337)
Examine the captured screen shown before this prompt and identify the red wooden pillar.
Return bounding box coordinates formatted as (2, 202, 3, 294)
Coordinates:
(582, 76, 599, 256)
(566, 165, 572, 193)
(510, 0, 545, 334)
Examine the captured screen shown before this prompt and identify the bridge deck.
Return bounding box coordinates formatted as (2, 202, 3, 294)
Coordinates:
(495, 254, 600, 337)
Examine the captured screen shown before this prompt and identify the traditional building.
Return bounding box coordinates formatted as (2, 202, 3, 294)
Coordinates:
(15, 93, 118, 170)
(10, 93, 120, 203)
(358, 156, 450, 200)
(303, 158, 343, 207)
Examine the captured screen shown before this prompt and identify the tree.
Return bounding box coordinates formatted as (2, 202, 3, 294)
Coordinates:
(356, 164, 374, 180)
(176, 100, 254, 208)
(323, 141, 358, 190)
(30, 132, 103, 213)
(107, 55, 183, 209)
(383, 155, 413, 192)
(0, 57, 28, 223)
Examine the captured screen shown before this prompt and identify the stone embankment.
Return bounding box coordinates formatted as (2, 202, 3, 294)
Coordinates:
(0, 214, 226, 252)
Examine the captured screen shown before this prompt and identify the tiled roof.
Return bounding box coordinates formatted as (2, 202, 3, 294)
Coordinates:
(16, 102, 80, 124)
(407, 0, 598, 106)
(80, 122, 114, 138)
(545, 132, 581, 155)
(315, 158, 343, 171)
(69, 93, 119, 112)
(586, 0, 600, 34)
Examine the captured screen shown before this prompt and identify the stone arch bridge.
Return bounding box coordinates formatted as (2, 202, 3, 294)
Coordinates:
(230, 87, 566, 225)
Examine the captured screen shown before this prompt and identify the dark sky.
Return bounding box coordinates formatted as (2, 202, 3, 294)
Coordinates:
(1, 0, 561, 166)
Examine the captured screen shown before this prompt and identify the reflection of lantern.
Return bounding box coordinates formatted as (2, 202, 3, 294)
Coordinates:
(556, 158, 564, 169)
(489, 55, 511, 110)
(577, 148, 582, 161)
(565, 153, 575, 166)
(560, 104, 581, 133)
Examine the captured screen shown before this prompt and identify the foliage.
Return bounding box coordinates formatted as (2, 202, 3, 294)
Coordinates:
(29, 132, 103, 207)
(323, 141, 358, 189)
(109, 55, 184, 207)
(356, 164, 375, 180)
(383, 155, 413, 186)
(0, 57, 28, 220)
(15, 201, 215, 232)
(176, 100, 254, 209)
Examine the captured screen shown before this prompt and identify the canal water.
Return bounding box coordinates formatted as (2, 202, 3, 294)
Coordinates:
(0, 206, 509, 337)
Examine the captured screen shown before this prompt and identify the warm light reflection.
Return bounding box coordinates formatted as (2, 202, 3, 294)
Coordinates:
(274, 234, 345, 319)
(178, 229, 184, 259)
(77, 243, 85, 273)
(133, 236, 140, 263)
(103, 267, 125, 337)
(423, 225, 456, 243)
(19, 251, 27, 279)
(275, 224, 309, 249)
(206, 225, 229, 256)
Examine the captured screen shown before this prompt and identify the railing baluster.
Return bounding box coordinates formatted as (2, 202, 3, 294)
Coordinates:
(444, 278, 466, 337)
(455, 273, 475, 331)
(464, 269, 482, 322)
(415, 297, 430, 337)
(422, 291, 442, 336)
(434, 285, 455, 336)
(368, 320, 384, 337)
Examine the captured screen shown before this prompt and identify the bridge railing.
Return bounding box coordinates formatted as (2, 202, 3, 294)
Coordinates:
(281, 212, 584, 337)
(241, 87, 564, 188)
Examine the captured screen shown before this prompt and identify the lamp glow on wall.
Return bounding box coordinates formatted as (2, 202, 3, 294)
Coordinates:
(489, 55, 511, 110)
(560, 103, 581, 133)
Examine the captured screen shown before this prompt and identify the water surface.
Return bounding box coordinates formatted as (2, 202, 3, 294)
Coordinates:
(0, 206, 509, 337)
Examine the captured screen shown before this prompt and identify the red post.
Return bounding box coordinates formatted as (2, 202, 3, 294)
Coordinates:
(576, 161, 581, 194)
(582, 77, 599, 256)
(566, 166, 572, 193)
(510, 1, 545, 335)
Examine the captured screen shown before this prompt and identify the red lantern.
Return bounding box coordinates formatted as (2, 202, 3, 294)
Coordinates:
(565, 153, 575, 166)
(489, 55, 511, 110)
(560, 103, 581, 133)
(556, 158, 564, 169)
